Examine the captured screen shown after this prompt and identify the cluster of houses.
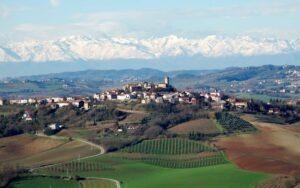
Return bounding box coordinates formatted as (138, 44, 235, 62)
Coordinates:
(1, 77, 251, 112)
(8, 96, 91, 110)
(93, 77, 249, 110)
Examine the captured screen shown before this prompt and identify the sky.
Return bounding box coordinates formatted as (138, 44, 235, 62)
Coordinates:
(1, 0, 300, 43)
(0, 0, 299, 77)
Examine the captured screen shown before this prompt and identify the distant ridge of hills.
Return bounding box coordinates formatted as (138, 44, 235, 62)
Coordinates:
(12, 64, 299, 82)
(13, 68, 215, 81)
(0, 65, 299, 99)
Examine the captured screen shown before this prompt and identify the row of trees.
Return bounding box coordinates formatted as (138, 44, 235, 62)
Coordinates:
(0, 165, 27, 187)
(215, 112, 257, 134)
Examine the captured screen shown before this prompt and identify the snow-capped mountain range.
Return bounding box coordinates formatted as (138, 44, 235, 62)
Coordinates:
(0, 35, 300, 62)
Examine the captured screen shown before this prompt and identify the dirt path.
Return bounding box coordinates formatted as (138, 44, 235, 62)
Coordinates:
(116, 108, 149, 115)
(34, 134, 122, 188)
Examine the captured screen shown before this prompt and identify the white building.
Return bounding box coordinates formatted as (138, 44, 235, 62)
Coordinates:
(48, 123, 63, 130)
(0, 99, 3, 106)
(10, 99, 28, 104)
(117, 94, 133, 101)
(22, 111, 32, 121)
(141, 99, 151, 104)
(155, 97, 164, 103)
(51, 97, 65, 103)
(93, 94, 101, 101)
(72, 100, 84, 108)
(66, 97, 75, 102)
(28, 98, 37, 104)
(57, 102, 70, 108)
(84, 102, 90, 111)
(107, 94, 117, 100)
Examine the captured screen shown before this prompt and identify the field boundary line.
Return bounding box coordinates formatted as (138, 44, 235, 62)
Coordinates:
(85, 177, 122, 188)
(32, 134, 105, 170)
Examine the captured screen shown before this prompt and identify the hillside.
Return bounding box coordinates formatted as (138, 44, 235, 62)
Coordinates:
(0, 65, 299, 100)
(189, 65, 300, 100)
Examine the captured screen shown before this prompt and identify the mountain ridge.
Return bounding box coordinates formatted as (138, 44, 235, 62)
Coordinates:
(1, 35, 300, 63)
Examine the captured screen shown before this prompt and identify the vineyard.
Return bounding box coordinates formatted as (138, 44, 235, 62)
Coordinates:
(117, 138, 228, 168)
(41, 139, 228, 173)
(41, 161, 114, 174)
(121, 138, 212, 154)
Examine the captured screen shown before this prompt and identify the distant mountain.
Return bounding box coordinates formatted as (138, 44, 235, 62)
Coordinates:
(1, 35, 300, 62)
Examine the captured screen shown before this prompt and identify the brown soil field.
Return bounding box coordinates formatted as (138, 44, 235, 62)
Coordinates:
(259, 175, 299, 188)
(0, 134, 100, 168)
(215, 115, 300, 176)
(0, 134, 64, 163)
(169, 119, 219, 134)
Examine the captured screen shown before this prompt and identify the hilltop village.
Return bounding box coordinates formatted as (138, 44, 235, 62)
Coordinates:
(1, 76, 297, 131)
(0, 77, 249, 111)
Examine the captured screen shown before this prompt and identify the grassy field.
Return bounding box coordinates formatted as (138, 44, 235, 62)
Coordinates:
(168, 119, 219, 134)
(236, 93, 286, 102)
(37, 138, 270, 188)
(116, 138, 229, 169)
(120, 138, 212, 155)
(40, 155, 270, 188)
(81, 179, 116, 188)
(7, 177, 79, 188)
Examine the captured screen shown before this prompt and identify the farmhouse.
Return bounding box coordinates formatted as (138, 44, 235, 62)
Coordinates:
(84, 102, 90, 111)
(0, 98, 3, 106)
(234, 102, 248, 108)
(10, 99, 28, 105)
(57, 102, 70, 108)
(22, 111, 33, 121)
(48, 123, 63, 130)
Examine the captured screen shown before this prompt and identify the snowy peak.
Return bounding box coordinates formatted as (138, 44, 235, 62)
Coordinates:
(1, 35, 300, 62)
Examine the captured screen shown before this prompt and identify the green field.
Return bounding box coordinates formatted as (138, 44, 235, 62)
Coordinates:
(236, 93, 286, 102)
(39, 155, 270, 188)
(7, 177, 79, 188)
(35, 138, 271, 188)
(116, 138, 229, 169)
(81, 179, 116, 188)
(121, 138, 212, 155)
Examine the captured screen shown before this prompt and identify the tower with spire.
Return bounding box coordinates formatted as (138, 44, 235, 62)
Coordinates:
(164, 76, 170, 86)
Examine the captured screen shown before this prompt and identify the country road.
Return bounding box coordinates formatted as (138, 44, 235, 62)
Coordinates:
(34, 133, 122, 188)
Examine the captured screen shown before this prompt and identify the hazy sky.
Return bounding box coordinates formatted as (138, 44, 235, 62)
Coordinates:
(1, 0, 300, 43)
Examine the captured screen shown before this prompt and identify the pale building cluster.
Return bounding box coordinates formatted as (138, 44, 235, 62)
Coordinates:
(8, 96, 91, 111)
(1, 77, 251, 118)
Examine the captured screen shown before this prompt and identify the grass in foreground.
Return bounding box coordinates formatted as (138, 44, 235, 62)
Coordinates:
(7, 177, 79, 188)
(81, 179, 116, 188)
(39, 155, 271, 188)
